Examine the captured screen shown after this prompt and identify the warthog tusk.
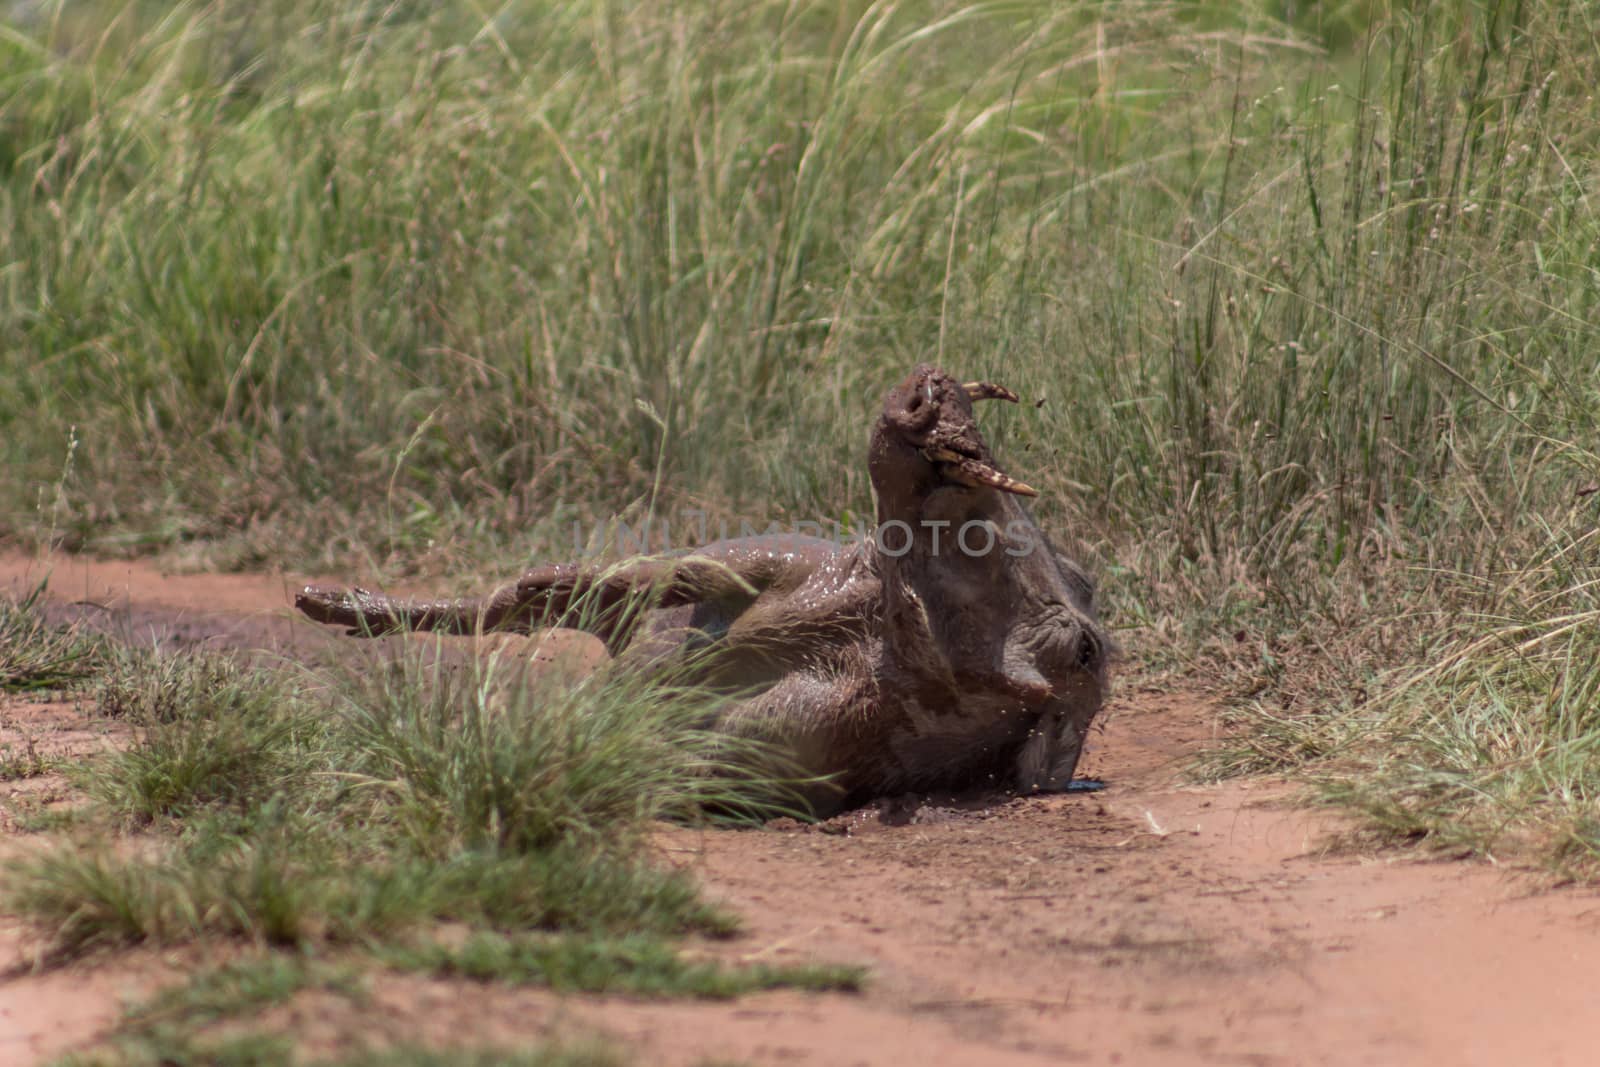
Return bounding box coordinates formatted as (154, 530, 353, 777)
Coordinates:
(924, 447, 1040, 497)
(963, 381, 1020, 403)
(948, 461, 1039, 497)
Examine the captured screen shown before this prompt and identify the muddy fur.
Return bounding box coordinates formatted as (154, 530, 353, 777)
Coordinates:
(297, 365, 1109, 816)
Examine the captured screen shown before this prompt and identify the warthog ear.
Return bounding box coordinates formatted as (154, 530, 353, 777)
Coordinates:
(962, 381, 1020, 403)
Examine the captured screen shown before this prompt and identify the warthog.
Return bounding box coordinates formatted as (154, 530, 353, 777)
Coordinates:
(297, 364, 1108, 815)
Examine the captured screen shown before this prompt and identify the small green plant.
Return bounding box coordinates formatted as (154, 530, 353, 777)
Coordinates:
(55, 954, 626, 1067)
(0, 734, 54, 780)
(0, 584, 106, 692)
(57, 1030, 297, 1067)
(83, 647, 320, 823)
(388, 929, 865, 998)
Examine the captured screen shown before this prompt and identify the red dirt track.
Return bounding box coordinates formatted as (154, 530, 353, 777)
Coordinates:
(3, 552, 1599, 1065)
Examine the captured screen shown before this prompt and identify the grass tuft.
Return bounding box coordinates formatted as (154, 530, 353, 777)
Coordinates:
(388, 929, 865, 998)
(83, 648, 320, 822)
(57, 954, 626, 1067)
(330, 639, 807, 857)
(0, 584, 107, 692)
(4, 636, 807, 973)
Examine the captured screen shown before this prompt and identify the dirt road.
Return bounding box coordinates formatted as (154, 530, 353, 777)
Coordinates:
(2, 552, 1598, 1065)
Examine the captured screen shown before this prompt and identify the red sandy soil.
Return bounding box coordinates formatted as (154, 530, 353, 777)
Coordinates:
(2, 551, 1600, 1065)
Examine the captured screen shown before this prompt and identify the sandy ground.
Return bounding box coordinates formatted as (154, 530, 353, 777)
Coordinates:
(2, 551, 1600, 1065)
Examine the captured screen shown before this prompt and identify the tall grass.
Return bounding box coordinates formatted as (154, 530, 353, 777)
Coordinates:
(4, 1, 1600, 857)
(1249, 485, 1600, 874)
(3, 0, 1588, 581)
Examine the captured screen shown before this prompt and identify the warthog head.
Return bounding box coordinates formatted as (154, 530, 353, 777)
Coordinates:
(867, 363, 1107, 793)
